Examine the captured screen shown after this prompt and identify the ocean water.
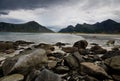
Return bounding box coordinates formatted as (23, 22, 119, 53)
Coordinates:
(0, 32, 84, 44)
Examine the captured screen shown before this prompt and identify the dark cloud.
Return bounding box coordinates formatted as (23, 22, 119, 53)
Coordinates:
(0, 11, 9, 15)
(0, 0, 70, 11)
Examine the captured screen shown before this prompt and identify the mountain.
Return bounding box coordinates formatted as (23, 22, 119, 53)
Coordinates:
(0, 21, 53, 32)
(59, 19, 120, 33)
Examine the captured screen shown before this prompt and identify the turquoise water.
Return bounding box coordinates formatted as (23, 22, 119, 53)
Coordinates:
(0, 32, 84, 44)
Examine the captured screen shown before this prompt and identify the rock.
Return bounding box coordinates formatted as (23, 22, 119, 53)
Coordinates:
(83, 75, 99, 81)
(2, 49, 48, 75)
(35, 69, 62, 81)
(64, 55, 79, 69)
(0, 74, 24, 81)
(48, 60, 57, 69)
(80, 62, 110, 79)
(5, 49, 15, 54)
(73, 40, 88, 49)
(90, 45, 107, 54)
(106, 40, 115, 46)
(79, 49, 91, 55)
(72, 52, 85, 63)
(102, 50, 120, 59)
(62, 47, 78, 53)
(55, 66, 69, 74)
(112, 74, 120, 81)
(14, 40, 34, 46)
(104, 56, 120, 72)
(0, 42, 17, 52)
(26, 69, 40, 81)
(90, 43, 99, 46)
(34, 43, 55, 51)
(55, 42, 66, 48)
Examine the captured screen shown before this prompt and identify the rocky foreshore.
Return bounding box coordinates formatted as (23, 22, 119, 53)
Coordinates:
(0, 40, 120, 81)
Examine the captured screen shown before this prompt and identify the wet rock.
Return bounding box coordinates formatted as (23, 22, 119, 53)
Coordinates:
(112, 74, 120, 81)
(64, 54, 79, 69)
(26, 69, 40, 81)
(55, 66, 69, 74)
(73, 40, 88, 49)
(90, 43, 99, 46)
(83, 75, 99, 81)
(34, 43, 55, 51)
(62, 47, 78, 53)
(48, 60, 57, 69)
(80, 62, 110, 79)
(0, 74, 24, 81)
(72, 52, 85, 63)
(2, 49, 48, 75)
(79, 49, 91, 55)
(55, 42, 66, 48)
(35, 69, 62, 81)
(104, 56, 120, 72)
(90, 45, 107, 54)
(0, 42, 17, 52)
(5, 49, 15, 54)
(102, 50, 120, 59)
(14, 40, 34, 46)
(106, 40, 115, 46)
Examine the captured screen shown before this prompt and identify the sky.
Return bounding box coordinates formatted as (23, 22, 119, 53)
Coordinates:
(0, 0, 120, 31)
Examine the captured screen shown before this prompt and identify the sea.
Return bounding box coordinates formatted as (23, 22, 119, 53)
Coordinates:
(0, 32, 84, 45)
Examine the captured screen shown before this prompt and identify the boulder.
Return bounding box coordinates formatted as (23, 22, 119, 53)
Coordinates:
(73, 40, 88, 49)
(104, 56, 120, 72)
(35, 69, 62, 81)
(55, 42, 66, 48)
(90, 45, 107, 54)
(64, 55, 79, 69)
(14, 40, 34, 46)
(34, 43, 55, 51)
(0, 74, 24, 81)
(54, 66, 69, 74)
(48, 60, 57, 69)
(0, 42, 17, 52)
(106, 40, 115, 46)
(102, 50, 120, 59)
(62, 47, 78, 53)
(80, 62, 110, 79)
(2, 49, 48, 75)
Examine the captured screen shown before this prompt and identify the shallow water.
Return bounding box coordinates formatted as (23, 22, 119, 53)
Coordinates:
(0, 32, 84, 44)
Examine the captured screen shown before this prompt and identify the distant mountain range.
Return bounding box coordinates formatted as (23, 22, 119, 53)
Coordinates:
(59, 19, 120, 33)
(0, 21, 53, 32)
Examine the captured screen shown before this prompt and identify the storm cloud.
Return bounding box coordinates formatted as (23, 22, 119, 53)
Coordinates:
(0, 0, 120, 31)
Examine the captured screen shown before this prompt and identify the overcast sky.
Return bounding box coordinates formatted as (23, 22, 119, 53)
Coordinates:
(0, 0, 120, 31)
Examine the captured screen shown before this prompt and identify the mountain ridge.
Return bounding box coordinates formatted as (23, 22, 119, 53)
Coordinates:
(0, 21, 54, 33)
(59, 19, 120, 33)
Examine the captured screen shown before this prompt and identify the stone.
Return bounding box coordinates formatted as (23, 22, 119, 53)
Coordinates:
(73, 40, 88, 49)
(5, 49, 15, 54)
(14, 40, 34, 46)
(83, 75, 99, 81)
(34, 43, 55, 51)
(112, 74, 120, 81)
(106, 40, 115, 46)
(35, 69, 62, 81)
(0, 74, 24, 81)
(0, 42, 17, 52)
(105, 56, 120, 72)
(55, 42, 66, 48)
(26, 69, 40, 81)
(2, 49, 48, 75)
(102, 50, 120, 59)
(62, 47, 78, 53)
(72, 52, 85, 63)
(48, 60, 57, 69)
(90, 45, 107, 54)
(55, 66, 69, 74)
(80, 62, 110, 79)
(64, 55, 79, 69)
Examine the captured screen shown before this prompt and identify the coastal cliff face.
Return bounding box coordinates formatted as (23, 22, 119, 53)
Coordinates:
(59, 19, 120, 33)
(0, 21, 54, 32)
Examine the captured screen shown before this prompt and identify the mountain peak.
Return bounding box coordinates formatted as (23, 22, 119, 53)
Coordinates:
(102, 19, 118, 24)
